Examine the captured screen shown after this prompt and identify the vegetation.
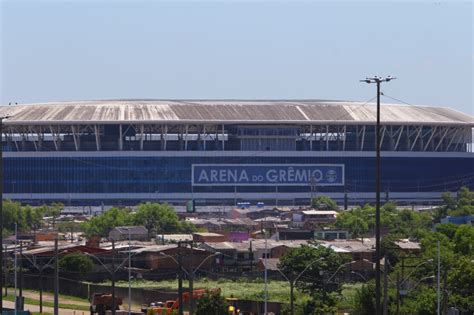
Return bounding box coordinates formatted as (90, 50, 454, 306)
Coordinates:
(58, 252, 94, 274)
(195, 291, 229, 315)
(1, 201, 64, 236)
(4, 292, 89, 311)
(278, 244, 350, 313)
(335, 201, 433, 238)
(311, 196, 338, 210)
(104, 278, 309, 303)
(82, 202, 196, 237)
(348, 187, 474, 314)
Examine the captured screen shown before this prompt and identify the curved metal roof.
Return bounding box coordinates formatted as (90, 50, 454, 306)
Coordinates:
(0, 99, 472, 126)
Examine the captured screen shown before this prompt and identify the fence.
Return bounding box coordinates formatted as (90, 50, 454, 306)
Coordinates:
(5, 273, 283, 314)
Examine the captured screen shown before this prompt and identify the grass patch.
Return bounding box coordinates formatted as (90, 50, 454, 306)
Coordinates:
(22, 289, 89, 304)
(99, 278, 310, 304)
(339, 282, 364, 308)
(4, 294, 89, 311)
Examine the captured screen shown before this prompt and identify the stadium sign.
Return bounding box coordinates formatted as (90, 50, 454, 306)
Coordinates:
(192, 164, 344, 186)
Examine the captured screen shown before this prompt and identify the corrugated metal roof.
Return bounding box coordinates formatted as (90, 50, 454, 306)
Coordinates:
(0, 100, 472, 126)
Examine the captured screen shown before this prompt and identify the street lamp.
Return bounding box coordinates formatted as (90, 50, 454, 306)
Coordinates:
(120, 228, 133, 315)
(274, 257, 325, 315)
(360, 75, 396, 315)
(189, 252, 221, 315)
(326, 260, 357, 282)
(400, 259, 434, 287)
(86, 250, 137, 315)
(0, 114, 12, 311)
(351, 271, 368, 282)
(159, 251, 221, 315)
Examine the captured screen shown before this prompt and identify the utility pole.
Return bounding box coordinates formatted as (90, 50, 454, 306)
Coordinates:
(14, 223, 17, 315)
(3, 245, 8, 297)
(437, 240, 440, 315)
(111, 240, 116, 315)
(178, 241, 184, 315)
(19, 242, 23, 308)
(189, 242, 194, 315)
(442, 271, 448, 315)
(54, 237, 59, 315)
(249, 240, 253, 275)
(396, 272, 400, 315)
(264, 229, 268, 315)
(361, 75, 396, 315)
(383, 257, 388, 315)
(128, 230, 131, 315)
(289, 278, 295, 315)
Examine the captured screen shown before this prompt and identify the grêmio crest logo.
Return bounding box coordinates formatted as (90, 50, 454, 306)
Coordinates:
(192, 164, 344, 186)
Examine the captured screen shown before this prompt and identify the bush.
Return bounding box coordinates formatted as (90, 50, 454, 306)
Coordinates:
(58, 252, 94, 274)
(195, 291, 229, 315)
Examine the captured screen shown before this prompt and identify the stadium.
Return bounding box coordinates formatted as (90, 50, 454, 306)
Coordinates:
(0, 99, 473, 207)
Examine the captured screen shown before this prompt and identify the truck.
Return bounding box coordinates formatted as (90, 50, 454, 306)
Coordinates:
(90, 292, 123, 315)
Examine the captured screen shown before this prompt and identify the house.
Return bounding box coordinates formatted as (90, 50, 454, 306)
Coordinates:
(315, 229, 350, 240)
(129, 245, 216, 271)
(440, 215, 473, 225)
(319, 238, 376, 262)
(276, 230, 314, 241)
(257, 258, 281, 272)
(193, 232, 226, 243)
(108, 226, 149, 242)
(393, 239, 421, 255)
(34, 229, 59, 242)
(21, 243, 110, 266)
(292, 210, 338, 228)
(200, 239, 307, 272)
(186, 218, 257, 233)
(227, 208, 251, 219)
(186, 218, 227, 232)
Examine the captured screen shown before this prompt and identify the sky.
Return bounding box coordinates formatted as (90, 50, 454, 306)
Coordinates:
(0, 0, 473, 115)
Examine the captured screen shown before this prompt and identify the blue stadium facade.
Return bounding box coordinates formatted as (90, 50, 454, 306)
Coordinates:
(1, 100, 473, 206)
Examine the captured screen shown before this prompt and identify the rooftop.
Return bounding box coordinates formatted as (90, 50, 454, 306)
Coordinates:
(1, 99, 472, 126)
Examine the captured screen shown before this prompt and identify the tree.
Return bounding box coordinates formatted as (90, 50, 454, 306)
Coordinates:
(40, 202, 64, 228)
(311, 196, 338, 210)
(453, 224, 474, 256)
(133, 203, 195, 238)
(58, 252, 94, 274)
(2, 200, 26, 235)
(398, 285, 436, 315)
(336, 212, 369, 238)
(279, 244, 349, 313)
(435, 223, 459, 239)
(335, 207, 371, 238)
(24, 206, 43, 238)
(195, 291, 229, 315)
(82, 207, 133, 237)
(352, 282, 375, 315)
(448, 256, 474, 313)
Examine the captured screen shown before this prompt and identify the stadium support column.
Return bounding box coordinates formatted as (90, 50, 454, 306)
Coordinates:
(140, 124, 145, 151)
(221, 124, 225, 150)
(119, 124, 123, 151)
(360, 75, 396, 315)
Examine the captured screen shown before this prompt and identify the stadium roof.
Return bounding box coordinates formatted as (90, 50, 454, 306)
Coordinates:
(0, 100, 472, 126)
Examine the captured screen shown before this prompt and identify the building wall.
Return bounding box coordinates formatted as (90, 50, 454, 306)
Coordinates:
(5, 151, 473, 205)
